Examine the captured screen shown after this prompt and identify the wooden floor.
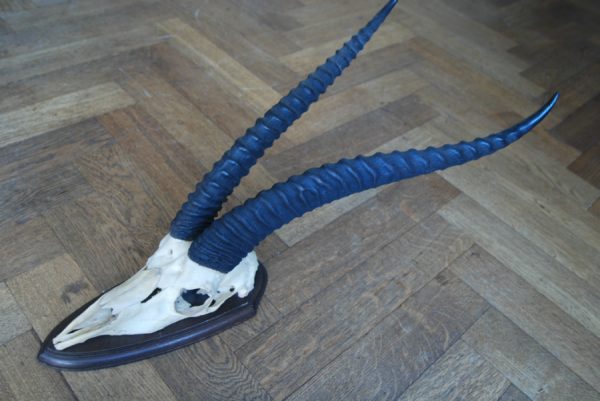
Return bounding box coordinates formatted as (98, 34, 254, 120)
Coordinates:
(0, 0, 599, 400)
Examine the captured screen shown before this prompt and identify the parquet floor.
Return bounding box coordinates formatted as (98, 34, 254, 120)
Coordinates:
(1, 0, 599, 400)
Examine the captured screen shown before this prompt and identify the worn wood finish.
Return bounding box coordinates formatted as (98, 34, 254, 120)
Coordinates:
(463, 308, 600, 401)
(450, 246, 600, 392)
(0, 282, 30, 344)
(0, 332, 76, 401)
(396, 340, 510, 401)
(498, 386, 532, 401)
(287, 270, 488, 401)
(0, 0, 598, 400)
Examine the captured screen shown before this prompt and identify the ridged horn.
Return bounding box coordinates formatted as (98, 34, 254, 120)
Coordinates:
(169, 0, 399, 240)
(188, 93, 559, 272)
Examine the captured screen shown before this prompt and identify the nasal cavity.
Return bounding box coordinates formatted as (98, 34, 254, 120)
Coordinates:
(181, 289, 210, 306)
(141, 288, 162, 303)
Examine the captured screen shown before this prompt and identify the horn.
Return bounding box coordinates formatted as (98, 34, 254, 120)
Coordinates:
(169, 0, 399, 240)
(188, 93, 559, 272)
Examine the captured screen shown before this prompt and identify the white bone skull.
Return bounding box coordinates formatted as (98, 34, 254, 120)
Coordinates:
(53, 234, 258, 350)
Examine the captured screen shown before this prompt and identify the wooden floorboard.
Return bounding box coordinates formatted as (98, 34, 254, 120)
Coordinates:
(0, 0, 598, 400)
(395, 340, 510, 401)
(463, 308, 600, 401)
(286, 270, 489, 400)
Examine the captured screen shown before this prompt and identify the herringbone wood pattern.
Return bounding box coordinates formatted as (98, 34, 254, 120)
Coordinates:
(0, 1, 599, 400)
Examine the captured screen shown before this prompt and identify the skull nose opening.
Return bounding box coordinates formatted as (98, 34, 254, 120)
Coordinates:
(141, 288, 162, 303)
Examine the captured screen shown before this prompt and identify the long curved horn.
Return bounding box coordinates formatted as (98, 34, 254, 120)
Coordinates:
(188, 94, 559, 272)
(169, 0, 399, 240)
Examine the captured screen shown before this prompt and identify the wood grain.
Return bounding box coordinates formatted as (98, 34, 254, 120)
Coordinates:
(550, 94, 600, 152)
(414, 124, 600, 287)
(397, 9, 542, 99)
(218, 295, 282, 351)
(173, 0, 300, 92)
(75, 141, 170, 249)
(0, 162, 92, 224)
(287, 270, 488, 401)
(44, 193, 150, 290)
(0, 215, 64, 281)
(591, 197, 600, 217)
(272, 117, 447, 247)
(397, 340, 509, 401)
(157, 18, 281, 115)
(62, 362, 177, 401)
(322, 43, 421, 98)
(117, 66, 277, 203)
(7, 254, 97, 339)
(263, 94, 437, 182)
(151, 336, 272, 401)
(548, 62, 600, 124)
(0, 25, 169, 86)
(406, 38, 556, 127)
(0, 83, 134, 149)
(150, 42, 264, 144)
(284, 68, 428, 147)
(279, 22, 414, 74)
(98, 106, 204, 217)
(0, 47, 152, 115)
(498, 386, 532, 401)
(450, 246, 600, 392)
(0, 331, 76, 401)
(463, 308, 600, 401)
(569, 145, 600, 189)
(1, 0, 156, 31)
(429, 114, 599, 208)
(0, 1, 172, 58)
(266, 174, 459, 315)
(440, 194, 600, 338)
(0, 282, 31, 344)
(238, 213, 473, 400)
(0, 119, 111, 182)
(283, 9, 381, 48)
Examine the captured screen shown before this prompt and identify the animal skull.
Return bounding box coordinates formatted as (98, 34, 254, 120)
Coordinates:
(52, 234, 258, 350)
(47, 0, 558, 357)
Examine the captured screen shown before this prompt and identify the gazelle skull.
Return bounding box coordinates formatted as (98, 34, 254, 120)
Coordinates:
(48, 0, 558, 354)
(53, 234, 258, 350)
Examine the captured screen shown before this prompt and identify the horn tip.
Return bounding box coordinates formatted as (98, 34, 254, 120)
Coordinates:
(539, 91, 560, 119)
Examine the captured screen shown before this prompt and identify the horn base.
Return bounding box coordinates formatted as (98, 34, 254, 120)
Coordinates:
(38, 264, 267, 370)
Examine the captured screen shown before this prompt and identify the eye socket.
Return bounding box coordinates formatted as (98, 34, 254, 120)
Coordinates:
(229, 286, 235, 292)
(181, 289, 209, 306)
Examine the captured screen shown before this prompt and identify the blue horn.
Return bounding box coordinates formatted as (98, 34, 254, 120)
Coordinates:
(169, 0, 399, 241)
(188, 94, 559, 272)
